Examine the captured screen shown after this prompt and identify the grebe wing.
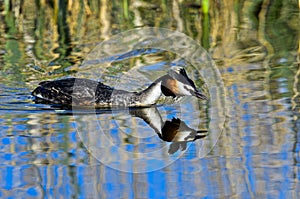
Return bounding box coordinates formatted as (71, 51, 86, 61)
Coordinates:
(32, 79, 74, 104)
(32, 78, 112, 105)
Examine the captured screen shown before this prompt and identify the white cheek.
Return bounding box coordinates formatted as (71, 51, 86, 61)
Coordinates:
(177, 82, 193, 96)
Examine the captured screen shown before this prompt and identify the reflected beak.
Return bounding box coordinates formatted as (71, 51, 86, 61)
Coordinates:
(193, 90, 209, 100)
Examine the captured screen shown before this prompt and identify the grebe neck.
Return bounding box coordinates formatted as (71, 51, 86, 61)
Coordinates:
(134, 81, 162, 106)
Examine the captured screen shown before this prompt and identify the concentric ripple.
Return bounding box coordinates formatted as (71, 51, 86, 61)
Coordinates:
(73, 27, 227, 173)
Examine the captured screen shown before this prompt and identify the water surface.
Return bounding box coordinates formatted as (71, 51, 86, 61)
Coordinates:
(0, 0, 299, 198)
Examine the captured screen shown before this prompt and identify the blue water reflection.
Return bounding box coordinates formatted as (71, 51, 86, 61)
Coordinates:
(1, 63, 299, 198)
(0, 62, 299, 198)
(1, 0, 300, 197)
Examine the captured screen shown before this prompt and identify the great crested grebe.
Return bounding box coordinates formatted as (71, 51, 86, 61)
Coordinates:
(32, 67, 208, 107)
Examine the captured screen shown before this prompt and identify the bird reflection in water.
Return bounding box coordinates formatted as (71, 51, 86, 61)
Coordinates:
(129, 106, 208, 154)
(57, 105, 208, 155)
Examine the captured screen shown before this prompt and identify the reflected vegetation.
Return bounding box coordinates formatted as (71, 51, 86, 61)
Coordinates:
(0, 0, 299, 198)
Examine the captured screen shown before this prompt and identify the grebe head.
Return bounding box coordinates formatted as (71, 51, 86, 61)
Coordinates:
(161, 67, 208, 100)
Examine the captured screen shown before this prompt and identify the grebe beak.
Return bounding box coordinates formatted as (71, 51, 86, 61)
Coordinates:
(193, 89, 208, 100)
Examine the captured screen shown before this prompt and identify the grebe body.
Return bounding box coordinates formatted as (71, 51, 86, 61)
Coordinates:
(32, 68, 207, 107)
